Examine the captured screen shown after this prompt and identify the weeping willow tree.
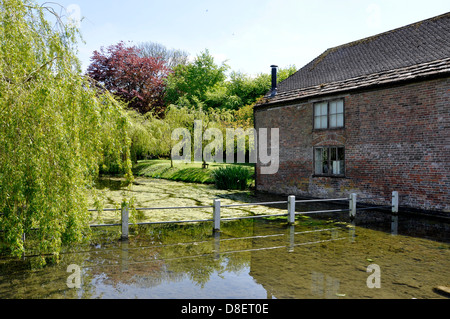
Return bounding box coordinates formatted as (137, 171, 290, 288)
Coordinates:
(0, 0, 132, 258)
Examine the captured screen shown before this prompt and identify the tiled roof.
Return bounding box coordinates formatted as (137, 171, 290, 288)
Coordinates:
(258, 12, 450, 107)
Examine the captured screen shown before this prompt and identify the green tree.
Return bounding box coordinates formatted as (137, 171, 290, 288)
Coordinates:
(165, 49, 229, 107)
(0, 0, 132, 258)
(227, 65, 297, 108)
(126, 110, 158, 163)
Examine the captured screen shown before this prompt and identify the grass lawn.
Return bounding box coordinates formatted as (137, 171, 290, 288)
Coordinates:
(132, 159, 255, 185)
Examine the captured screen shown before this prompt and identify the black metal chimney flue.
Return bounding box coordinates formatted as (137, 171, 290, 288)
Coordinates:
(270, 65, 278, 97)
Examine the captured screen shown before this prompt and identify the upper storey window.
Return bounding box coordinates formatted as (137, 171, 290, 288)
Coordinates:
(314, 99, 344, 129)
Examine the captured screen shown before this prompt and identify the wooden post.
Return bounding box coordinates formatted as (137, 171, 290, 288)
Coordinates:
(392, 191, 399, 214)
(287, 195, 296, 225)
(349, 193, 357, 221)
(213, 199, 221, 232)
(121, 204, 129, 240)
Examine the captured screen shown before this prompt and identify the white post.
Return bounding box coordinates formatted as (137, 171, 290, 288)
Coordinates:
(349, 193, 357, 220)
(121, 204, 129, 240)
(288, 195, 296, 225)
(392, 191, 399, 214)
(213, 199, 221, 232)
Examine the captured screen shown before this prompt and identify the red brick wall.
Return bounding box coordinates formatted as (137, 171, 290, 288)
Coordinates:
(254, 77, 450, 212)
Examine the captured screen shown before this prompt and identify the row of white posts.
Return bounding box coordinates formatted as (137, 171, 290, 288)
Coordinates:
(120, 192, 399, 239)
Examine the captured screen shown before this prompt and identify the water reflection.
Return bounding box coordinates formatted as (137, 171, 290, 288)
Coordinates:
(0, 213, 449, 299)
(78, 220, 353, 299)
(391, 215, 398, 235)
(311, 272, 341, 299)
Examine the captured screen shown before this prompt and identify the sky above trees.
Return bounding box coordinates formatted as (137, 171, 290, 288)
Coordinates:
(37, 0, 450, 76)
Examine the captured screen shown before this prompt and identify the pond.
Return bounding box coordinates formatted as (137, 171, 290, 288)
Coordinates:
(88, 176, 291, 224)
(0, 177, 449, 299)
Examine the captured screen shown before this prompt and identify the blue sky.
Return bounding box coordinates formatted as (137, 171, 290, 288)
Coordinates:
(37, 0, 450, 76)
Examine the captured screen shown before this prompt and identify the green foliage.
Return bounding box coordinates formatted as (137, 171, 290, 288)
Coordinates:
(0, 0, 132, 258)
(126, 105, 234, 162)
(226, 65, 297, 107)
(165, 54, 296, 111)
(212, 166, 253, 190)
(165, 49, 229, 107)
(125, 110, 160, 163)
(126, 105, 193, 162)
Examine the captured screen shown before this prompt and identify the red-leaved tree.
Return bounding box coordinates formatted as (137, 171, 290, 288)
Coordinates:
(87, 41, 171, 115)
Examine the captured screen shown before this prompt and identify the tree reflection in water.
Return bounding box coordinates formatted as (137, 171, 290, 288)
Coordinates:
(1, 214, 449, 299)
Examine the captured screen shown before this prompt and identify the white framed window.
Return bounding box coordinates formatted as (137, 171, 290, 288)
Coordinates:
(314, 99, 344, 129)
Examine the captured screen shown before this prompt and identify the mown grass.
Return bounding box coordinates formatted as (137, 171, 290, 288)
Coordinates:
(132, 159, 255, 186)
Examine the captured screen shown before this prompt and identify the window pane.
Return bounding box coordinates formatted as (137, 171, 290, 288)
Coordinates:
(332, 160, 345, 175)
(330, 148, 336, 161)
(322, 148, 328, 174)
(329, 100, 344, 127)
(320, 115, 327, 128)
(314, 148, 323, 174)
(314, 102, 328, 129)
(315, 102, 327, 116)
(314, 117, 321, 129)
(330, 101, 337, 114)
(333, 147, 345, 175)
(321, 103, 327, 116)
(336, 113, 344, 127)
(316, 115, 327, 129)
(336, 100, 344, 113)
(337, 147, 345, 161)
(329, 114, 337, 128)
(314, 104, 321, 116)
(332, 161, 339, 175)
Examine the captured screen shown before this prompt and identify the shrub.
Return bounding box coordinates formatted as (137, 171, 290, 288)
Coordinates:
(212, 165, 252, 190)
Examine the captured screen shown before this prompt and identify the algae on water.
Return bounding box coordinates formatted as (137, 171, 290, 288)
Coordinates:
(89, 177, 287, 225)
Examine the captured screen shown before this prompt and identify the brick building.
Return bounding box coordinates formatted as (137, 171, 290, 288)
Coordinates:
(254, 13, 450, 213)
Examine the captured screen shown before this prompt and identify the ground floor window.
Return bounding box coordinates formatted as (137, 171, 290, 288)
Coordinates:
(314, 146, 345, 176)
